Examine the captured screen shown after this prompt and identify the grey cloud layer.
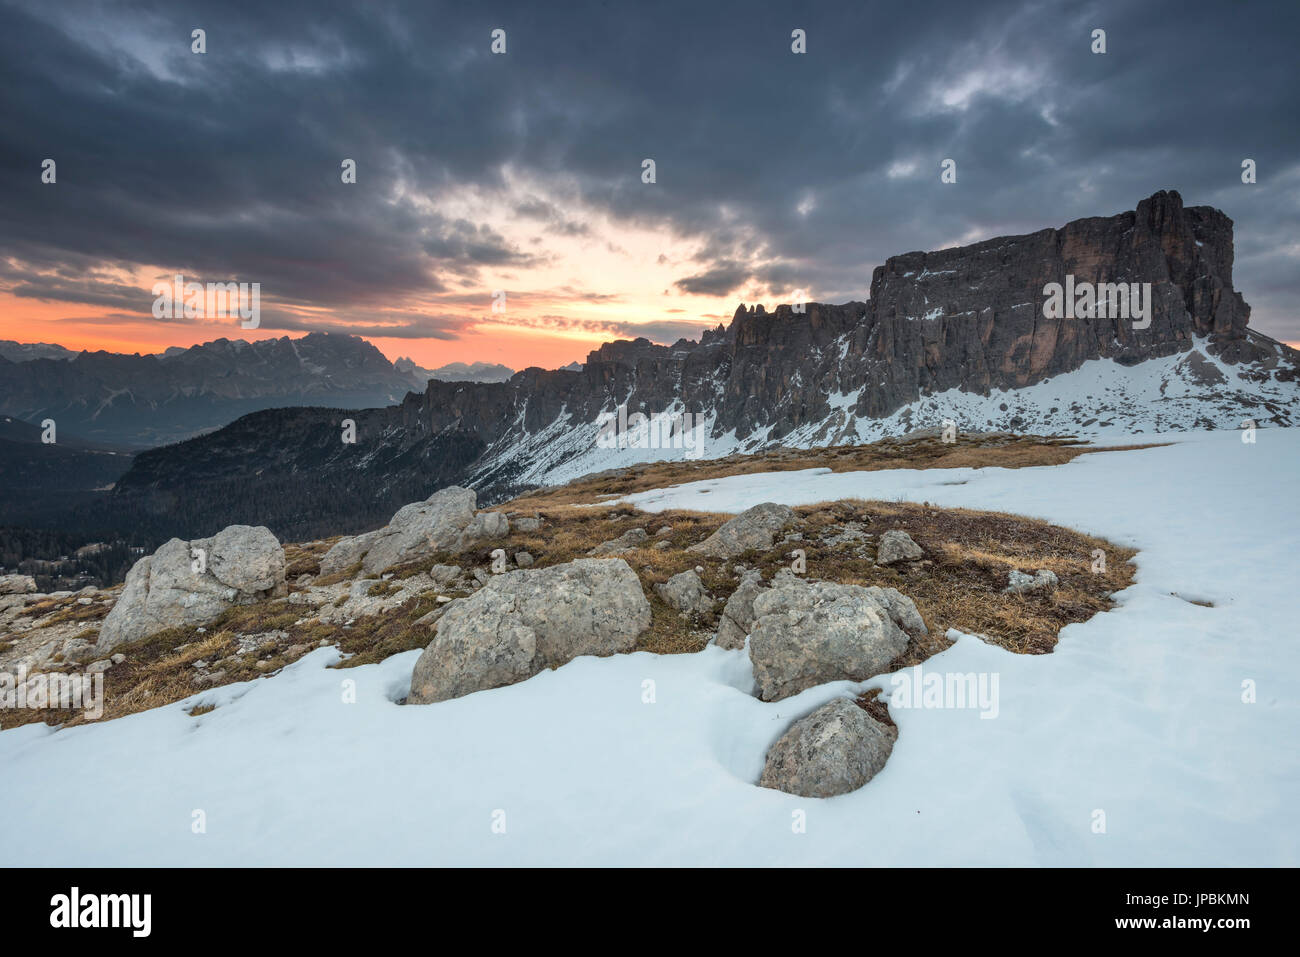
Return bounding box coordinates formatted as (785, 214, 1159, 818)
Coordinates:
(2, 0, 1296, 341)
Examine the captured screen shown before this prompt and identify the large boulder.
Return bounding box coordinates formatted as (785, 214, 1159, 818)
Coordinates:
(457, 511, 509, 548)
(319, 486, 477, 576)
(715, 571, 764, 650)
(0, 575, 37, 595)
(688, 503, 795, 558)
(408, 558, 651, 704)
(747, 575, 923, 701)
(759, 698, 897, 798)
(654, 569, 715, 617)
(96, 526, 286, 653)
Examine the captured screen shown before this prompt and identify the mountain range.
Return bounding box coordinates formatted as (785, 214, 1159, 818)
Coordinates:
(0, 332, 438, 446)
(86, 189, 1299, 544)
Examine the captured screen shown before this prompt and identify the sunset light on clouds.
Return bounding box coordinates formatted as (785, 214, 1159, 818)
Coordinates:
(4, 0, 1299, 366)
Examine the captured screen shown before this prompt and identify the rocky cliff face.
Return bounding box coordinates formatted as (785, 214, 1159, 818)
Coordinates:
(406, 191, 1294, 478)
(105, 191, 1300, 530)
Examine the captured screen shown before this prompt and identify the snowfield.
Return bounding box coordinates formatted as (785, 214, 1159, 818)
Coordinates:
(471, 337, 1300, 490)
(1, 428, 1296, 866)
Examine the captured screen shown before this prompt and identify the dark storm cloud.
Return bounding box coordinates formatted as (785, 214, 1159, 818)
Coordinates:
(1, 0, 1297, 342)
(674, 262, 751, 296)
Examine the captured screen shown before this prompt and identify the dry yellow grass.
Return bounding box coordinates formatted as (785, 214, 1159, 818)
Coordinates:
(2, 435, 1142, 730)
(508, 432, 1165, 510)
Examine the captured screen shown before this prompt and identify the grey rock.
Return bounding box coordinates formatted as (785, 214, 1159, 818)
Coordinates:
(654, 570, 715, 617)
(319, 486, 477, 576)
(109, 653, 125, 665)
(95, 526, 286, 653)
(514, 551, 534, 568)
(429, 564, 461, 584)
(588, 527, 648, 556)
(86, 659, 112, 674)
(759, 698, 897, 798)
(688, 503, 795, 558)
(876, 529, 923, 565)
(236, 631, 286, 655)
(513, 516, 542, 533)
(59, 639, 97, 664)
(1004, 568, 1060, 594)
(408, 558, 651, 704)
(862, 585, 929, 636)
(715, 571, 765, 650)
(747, 575, 919, 701)
(413, 601, 457, 628)
(0, 575, 37, 595)
(457, 511, 510, 548)
(655, 526, 674, 537)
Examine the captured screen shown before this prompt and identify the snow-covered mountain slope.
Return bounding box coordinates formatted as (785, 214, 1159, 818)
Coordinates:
(468, 337, 1300, 492)
(1, 428, 1295, 865)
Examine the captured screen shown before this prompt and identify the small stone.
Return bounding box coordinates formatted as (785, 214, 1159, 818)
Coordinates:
(654, 569, 716, 617)
(1004, 568, 1059, 594)
(110, 653, 125, 665)
(588, 528, 649, 556)
(515, 551, 534, 568)
(876, 529, 924, 565)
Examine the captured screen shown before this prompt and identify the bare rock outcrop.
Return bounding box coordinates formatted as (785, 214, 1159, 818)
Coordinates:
(0, 575, 37, 595)
(408, 558, 651, 704)
(96, 525, 286, 652)
(748, 575, 924, 701)
(588, 528, 648, 556)
(688, 503, 795, 558)
(760, 698, 897, 798)
(715, 571, 765, 650)
(319, 486, 477, 576)
(654, 569, 715, 618)
(875, 529, 923, 565)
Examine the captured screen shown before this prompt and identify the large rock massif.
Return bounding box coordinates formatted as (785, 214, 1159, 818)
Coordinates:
(100, 191, 1300, 536)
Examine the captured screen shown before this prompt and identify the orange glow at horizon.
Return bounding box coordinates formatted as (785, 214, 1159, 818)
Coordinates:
(0, 288, 723, 371)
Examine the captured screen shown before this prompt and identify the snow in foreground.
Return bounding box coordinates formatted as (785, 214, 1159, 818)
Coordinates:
(1, 429, 1296, 865)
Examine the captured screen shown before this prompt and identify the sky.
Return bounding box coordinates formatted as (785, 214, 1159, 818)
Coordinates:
(2, 0, 1297, 370)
